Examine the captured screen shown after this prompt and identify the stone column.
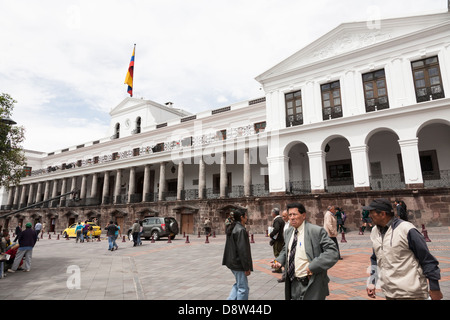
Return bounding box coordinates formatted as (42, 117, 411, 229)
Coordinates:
(6, 187, 14, 210)
(102, 171, 110, 204)
(19, 185, 27, 208)
(114, 169, 122, 204)
(91, 172, 98, 199)
(60, 178, 67, 206)
(399, 138, 424, 188)
(158, 162, 166, 201)
(36, 182, 43, 203)
(70, 177, 77, 199)
(128, 167, 136, 203)
(142, 164, 150, 202)
(243, 148, 252, 197)
(80, 175, 87, 200)
(27, 183, 35, 206)
(349, 145, 371, 191)
(307, 151, 326, 193)
(12, 185, 20, 209)
(43, 181, 50, 202)
(51, 179, 59, 207)
(220, 152, 228, 198)
(267, 155, 289, 195)
(198, 157, 206, 199)
(177, 161, 184, 200)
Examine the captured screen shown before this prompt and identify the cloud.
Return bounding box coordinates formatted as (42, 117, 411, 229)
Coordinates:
(0, 0, 446, 152)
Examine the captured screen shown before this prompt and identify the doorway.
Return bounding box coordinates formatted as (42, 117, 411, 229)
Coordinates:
(181, 214, 194, 235)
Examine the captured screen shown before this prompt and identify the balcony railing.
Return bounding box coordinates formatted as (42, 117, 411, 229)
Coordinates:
(370, 173, 405, 190)
(423, 170, 450, 188)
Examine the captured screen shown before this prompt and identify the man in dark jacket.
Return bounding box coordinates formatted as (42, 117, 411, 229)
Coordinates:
(8, 222, 38, 273)
(222, 209, 253, 300)
(105, 221, 119, 251)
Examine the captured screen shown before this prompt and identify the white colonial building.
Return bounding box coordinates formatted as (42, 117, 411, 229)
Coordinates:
(1, 8, 449, 234)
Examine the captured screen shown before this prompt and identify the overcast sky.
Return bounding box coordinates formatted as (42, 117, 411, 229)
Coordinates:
(1, 0, 447, 153)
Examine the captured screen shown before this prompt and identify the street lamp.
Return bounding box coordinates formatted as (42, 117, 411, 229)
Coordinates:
(0, 117, 17, 125)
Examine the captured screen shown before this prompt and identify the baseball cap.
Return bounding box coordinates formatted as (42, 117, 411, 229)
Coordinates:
(25, 222, 32, 228)
(362, 198, 393, 212)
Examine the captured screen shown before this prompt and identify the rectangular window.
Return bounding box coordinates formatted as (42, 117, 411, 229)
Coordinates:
(362, 69, 389, 112)
(216, 129, 227, 140)
(285, 90, 303, 127)
(181, 136, 192, 147)
(411, 56, 445, 102)
(321, 81, 342, 120)
(152, 143, 165, 153)
(23, 166, 32, 177)
(326, 159, 353, 186)
(254, 121, 266, 133)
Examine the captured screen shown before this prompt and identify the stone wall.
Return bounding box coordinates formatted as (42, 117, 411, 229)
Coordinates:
(2, 188, 449, 236)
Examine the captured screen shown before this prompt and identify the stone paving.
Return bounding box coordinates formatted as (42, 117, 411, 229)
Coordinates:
(1, 226, 449, 302)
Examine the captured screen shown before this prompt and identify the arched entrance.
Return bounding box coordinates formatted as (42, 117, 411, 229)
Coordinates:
(417, 121, 450, 188)
(366, 129, 402, 190)
(286, 142, 311, 194)
(323, 136, 353, 192)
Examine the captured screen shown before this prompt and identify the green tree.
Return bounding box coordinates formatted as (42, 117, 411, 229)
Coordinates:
(0, 93, 26, 189)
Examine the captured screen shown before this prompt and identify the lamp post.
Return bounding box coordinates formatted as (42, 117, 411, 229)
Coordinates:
(0, 117, 17, 125)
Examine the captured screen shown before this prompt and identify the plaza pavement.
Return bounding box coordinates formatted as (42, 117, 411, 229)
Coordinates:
(1, 226, 449, 302)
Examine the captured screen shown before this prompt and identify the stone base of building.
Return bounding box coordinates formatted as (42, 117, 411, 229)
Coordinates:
(1, 187, 449, 236)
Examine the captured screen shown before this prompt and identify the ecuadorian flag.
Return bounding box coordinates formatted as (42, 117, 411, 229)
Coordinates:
(124, 45, 135, 97)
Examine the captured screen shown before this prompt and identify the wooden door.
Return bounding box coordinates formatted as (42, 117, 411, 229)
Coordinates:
(181, 214, 194, 235)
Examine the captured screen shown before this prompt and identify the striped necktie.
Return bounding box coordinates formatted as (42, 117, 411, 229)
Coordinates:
(288, 229, 298, 281)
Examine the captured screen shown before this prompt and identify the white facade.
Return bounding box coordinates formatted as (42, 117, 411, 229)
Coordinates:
(1, 9, 449, 232)
(256, 11, 450, 193)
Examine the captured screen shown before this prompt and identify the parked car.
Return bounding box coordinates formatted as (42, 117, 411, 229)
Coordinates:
(128, 217, 179, 241)
(63, 222, 101, 238)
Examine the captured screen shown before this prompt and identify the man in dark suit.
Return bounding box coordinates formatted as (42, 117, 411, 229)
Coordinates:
(269, 208, 285, 274)
(272, 202, 339, 300)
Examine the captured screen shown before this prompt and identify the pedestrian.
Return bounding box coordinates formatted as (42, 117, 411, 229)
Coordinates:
(1, 232, 11, 253)
(269, 208, 285, 274)
(113, 223, 120, 250)
(204, 218, 212, 236)
(324, 205, 342, 260)
(88, 224, 94, 242)
(277, 209, 290, 283)
(7, 222, 38, 273)
(75, 222, 83, 243)
(271, 202, 339, 300)
(364, 198, 443, 300)
(335, 207, 347, 233)
(222, 209, 253, 300)
(82, 220, 89, 242)
(394, 199, 408, 221)
(13, 223, 22, 243)
(131, 220, 140, 247)
(105, 221, 118, 251)
(225, 212, 233, 227)
(137, 221, 143, 246)
(4, 243, 23, 272)
(34, 220, 42, 241)
(361, 206, 373, 232)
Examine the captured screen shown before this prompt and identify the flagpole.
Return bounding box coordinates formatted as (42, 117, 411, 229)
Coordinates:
(132, 43, 136, 98)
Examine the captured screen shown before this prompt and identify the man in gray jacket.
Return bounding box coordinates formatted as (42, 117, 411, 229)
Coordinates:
(272, 202, 339, 300)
